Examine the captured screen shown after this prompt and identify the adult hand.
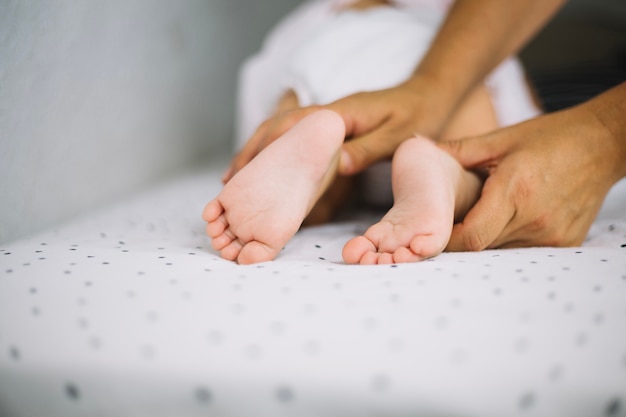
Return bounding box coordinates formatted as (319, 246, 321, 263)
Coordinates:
(327, 80, 449, 175)
(440, 87, 626, 251)
(223, 79, 449, 183)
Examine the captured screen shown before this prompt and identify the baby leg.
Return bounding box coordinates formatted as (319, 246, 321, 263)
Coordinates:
(203, 109, 344, 264)
(343, 86, 496, 264)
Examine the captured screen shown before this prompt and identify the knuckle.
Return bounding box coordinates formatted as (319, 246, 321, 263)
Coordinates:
(462, 229, 487, 252)
(539, 227, 570, 247)
(527, 213, 550, 233)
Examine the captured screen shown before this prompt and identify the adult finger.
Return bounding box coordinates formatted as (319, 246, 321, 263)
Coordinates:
(439, 130, 510, 170)
(338, 129, 401, 175)
(446, 178, 516, 251)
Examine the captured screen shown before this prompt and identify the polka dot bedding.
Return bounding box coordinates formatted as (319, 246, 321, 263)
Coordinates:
(1, 166, 625, 417)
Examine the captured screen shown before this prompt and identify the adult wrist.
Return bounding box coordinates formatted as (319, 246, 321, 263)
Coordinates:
(584, 82, 626, 181)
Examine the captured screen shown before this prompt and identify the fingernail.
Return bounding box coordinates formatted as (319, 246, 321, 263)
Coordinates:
(339, 149, 352, 174)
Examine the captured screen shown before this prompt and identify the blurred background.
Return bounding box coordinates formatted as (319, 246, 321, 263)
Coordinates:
(1, 0, 625, 245)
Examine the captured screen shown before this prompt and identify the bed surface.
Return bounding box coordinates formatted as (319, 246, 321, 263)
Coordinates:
(1, 163, 625, 417)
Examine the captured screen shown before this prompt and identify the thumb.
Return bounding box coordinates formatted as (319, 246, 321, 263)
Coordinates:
(438, 131, 506, 170)
(339, 130, 398, 175)
(446, 177, 515, 251)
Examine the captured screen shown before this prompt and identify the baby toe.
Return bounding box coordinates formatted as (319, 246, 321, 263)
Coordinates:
(409, 234, 446, 260)
(220, 239, 243, 262)
(378, 252, 394, 265)
(206, 214, 228, 237)
(360, 251, 380, 265)
(211, 228, 236, 251)
(202, 199, 224, 222)
(237, 241, 278, 265)
(392, 246, 424, 263)
(342, 236, 377, 264)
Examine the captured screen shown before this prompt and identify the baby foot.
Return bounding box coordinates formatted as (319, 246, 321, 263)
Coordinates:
(203, 109, 345, 264)
(342, 136, 481, 264)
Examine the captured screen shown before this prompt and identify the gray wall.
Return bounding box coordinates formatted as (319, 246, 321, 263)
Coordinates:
(0, 0, 301, 244)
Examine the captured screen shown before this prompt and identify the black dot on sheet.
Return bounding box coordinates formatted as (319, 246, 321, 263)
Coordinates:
(518, 392, 535, 410)
(363, 317, 378, 330)
(207, 330, 223, 345)
(9, 346, 20, 361)
(371, 373, 391, 392)
(146, 311, 159, 323)
(89, 336, 102, 350)
(434, 316, 448, 330)
(270, 321, 286, 336)
(77, 318, 90, 330)
(141, 345, 156, 359)
(605, 398, 622, 416)
(231, 304, 245, 315)
(315, 244, 321, 248)
(303, 340, 321, 356)
(275, 386, 294, 403)
(515, 338, 530, 354)
(245, 344, 263, 360)
(65, 383, 80, 401)
(594, 313, 605, 325)
(548, 364, 564, 382)
(195, 387, 212, 404)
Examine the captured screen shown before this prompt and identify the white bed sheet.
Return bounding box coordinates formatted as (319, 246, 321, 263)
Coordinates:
(1, 163, 625, 417)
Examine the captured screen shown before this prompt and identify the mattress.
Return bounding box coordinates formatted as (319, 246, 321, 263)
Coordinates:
(1, 161, 625, 417)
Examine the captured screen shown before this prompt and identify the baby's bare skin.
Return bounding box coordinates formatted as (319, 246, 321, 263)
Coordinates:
(342, 136, 481, 264)
(206, 111, 481, 264)
(203, 110, 344, 264)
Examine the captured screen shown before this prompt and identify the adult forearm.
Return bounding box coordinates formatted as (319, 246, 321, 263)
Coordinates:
(405, 0, 566, 119)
